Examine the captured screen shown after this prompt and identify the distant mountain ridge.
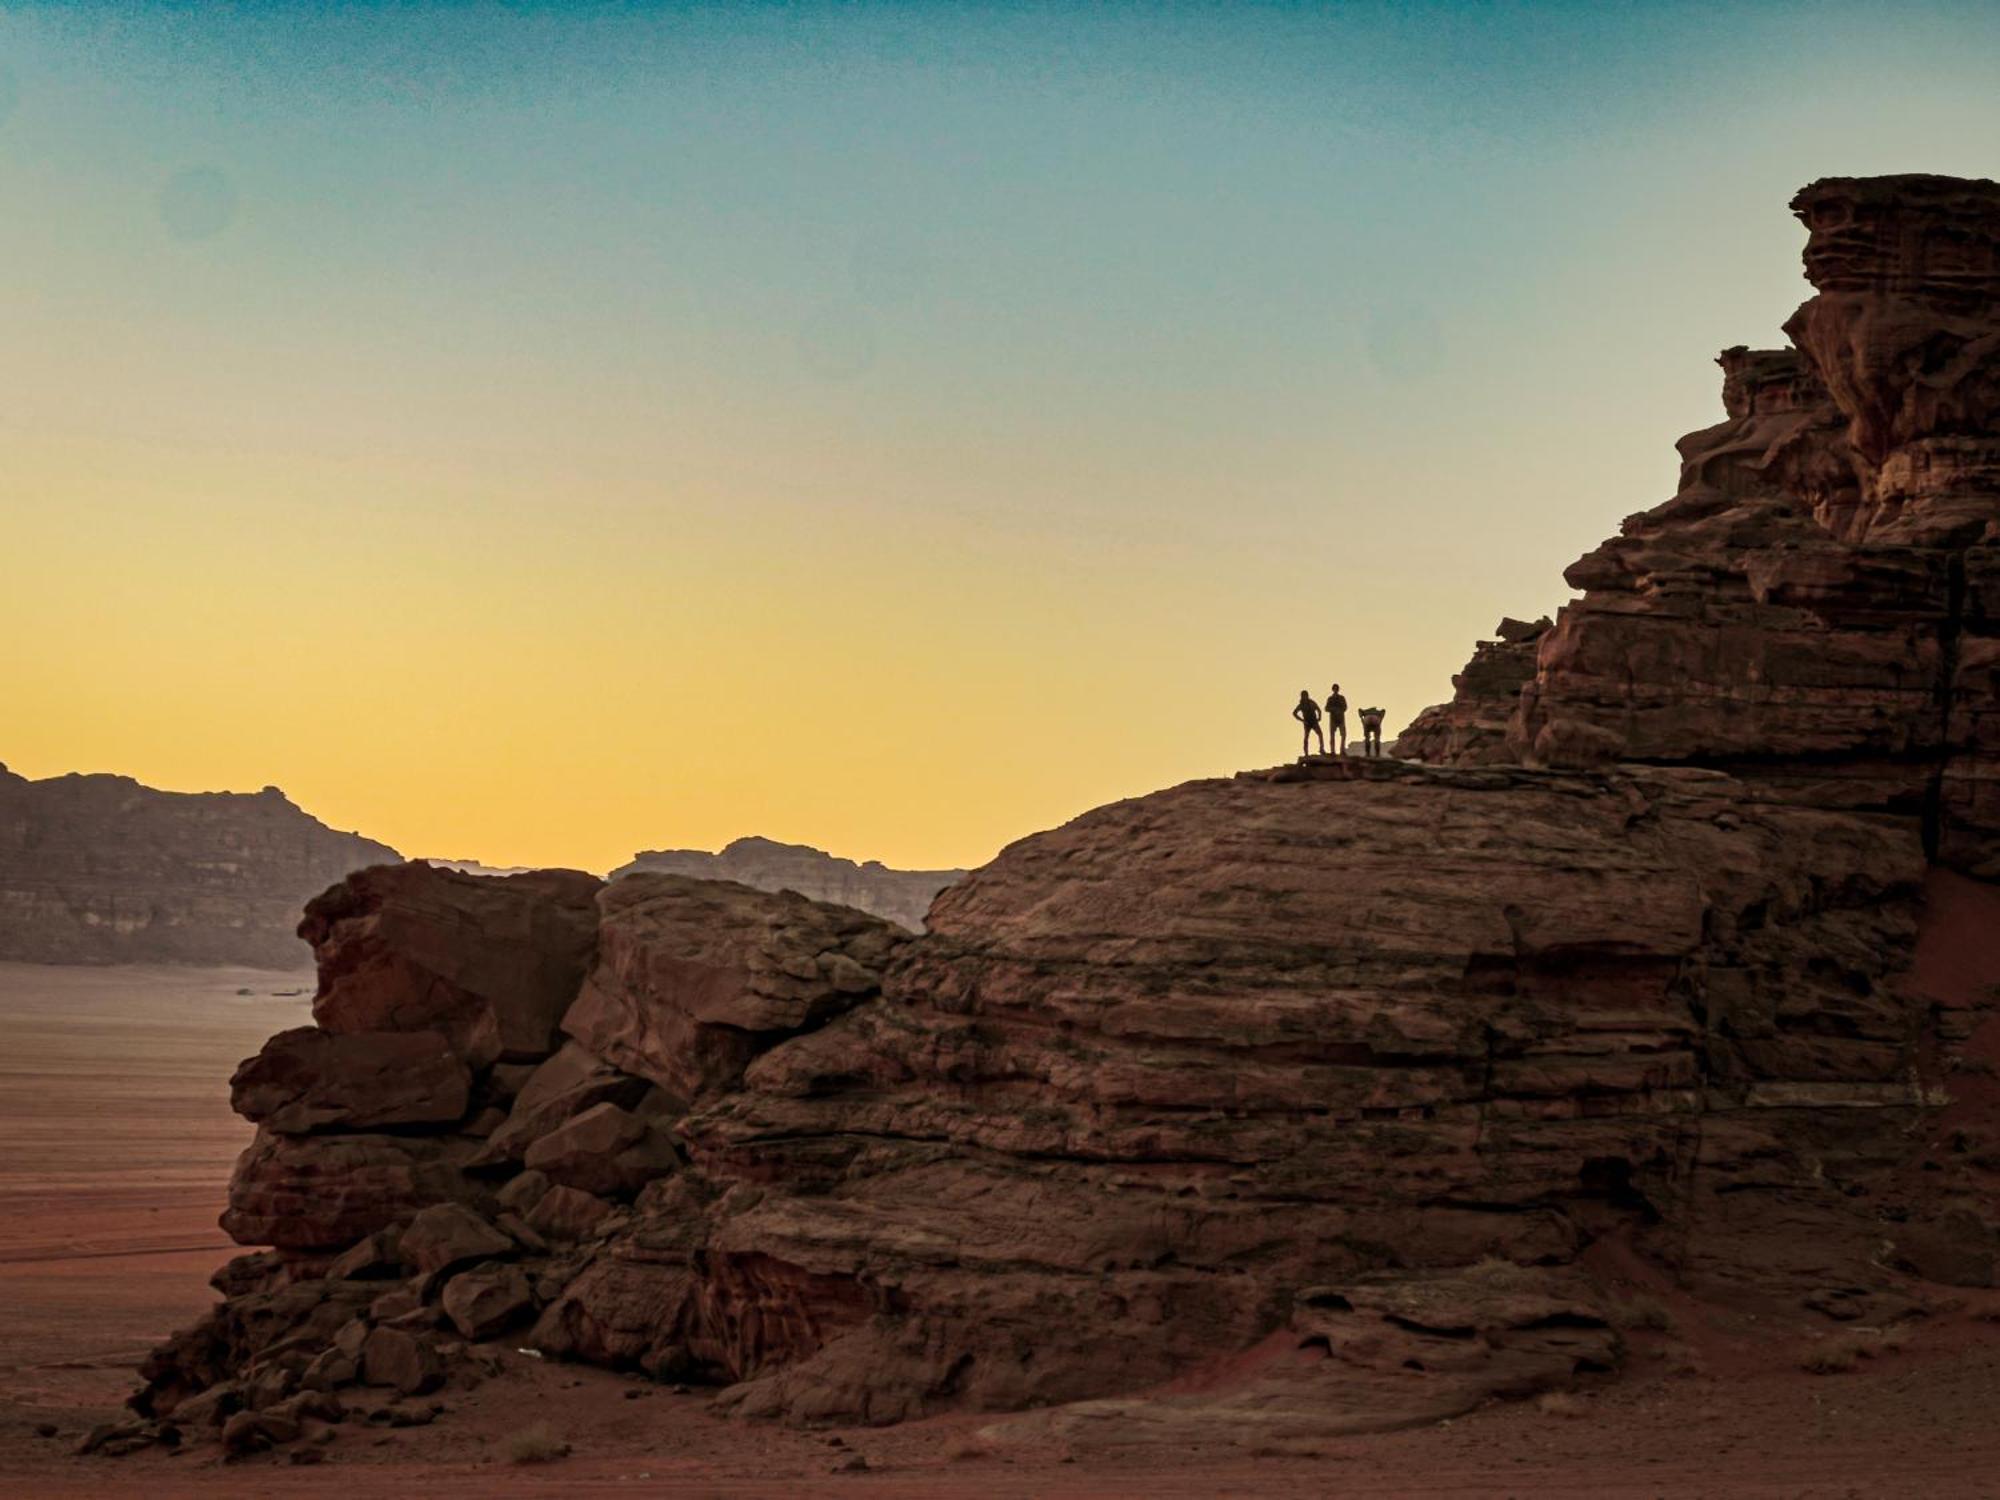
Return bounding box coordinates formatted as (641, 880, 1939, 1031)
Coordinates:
(0, 763, 400, 967)
(611, 835, 965, 931)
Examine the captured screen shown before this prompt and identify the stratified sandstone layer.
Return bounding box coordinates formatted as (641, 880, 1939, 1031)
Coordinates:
(1399, 174, 2000, 879)
(0, 766, 399, 967)
(127, 177, 2000, 1461)
(613, 835, 964, 932)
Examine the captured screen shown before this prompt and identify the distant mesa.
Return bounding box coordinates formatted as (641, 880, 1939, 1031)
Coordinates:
(424, 858, 539, 879)
(0, 763, 399, 968)
(611, 835, 965, 932)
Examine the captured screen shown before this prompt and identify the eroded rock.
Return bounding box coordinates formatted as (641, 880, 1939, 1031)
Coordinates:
(561, 874, 906, 1101)
(231, 1027, 471, 1134)
(302, 862, 601, 1067)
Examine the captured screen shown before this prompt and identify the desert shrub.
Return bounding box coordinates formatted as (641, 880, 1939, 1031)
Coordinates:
(504, 1421, 570, 1464)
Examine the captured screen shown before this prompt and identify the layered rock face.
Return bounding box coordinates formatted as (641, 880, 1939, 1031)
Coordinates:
(1400, 174, 2000, 879)
(133, 177, 2000, 1457)
(0, 765, 399, 967)
(613, 835, 964, 931)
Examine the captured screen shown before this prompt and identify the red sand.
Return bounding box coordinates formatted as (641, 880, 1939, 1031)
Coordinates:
(7, 962, 2000, 1497)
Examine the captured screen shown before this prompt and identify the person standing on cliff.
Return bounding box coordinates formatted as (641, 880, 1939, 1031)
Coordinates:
(1324, 684, 1349, 753)
(1293, 690, 1325, 757)
(1358, 706, 1386, 757)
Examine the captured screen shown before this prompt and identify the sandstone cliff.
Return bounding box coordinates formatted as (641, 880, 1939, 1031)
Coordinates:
(1398, 175, 2000, 879)
(124, 176, 2000, 1461)
(0, 765, 399, 968)
(612, 835, 964, 932)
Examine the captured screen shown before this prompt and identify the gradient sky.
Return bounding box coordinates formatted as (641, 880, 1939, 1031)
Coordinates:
(4, 2, 1999, 872)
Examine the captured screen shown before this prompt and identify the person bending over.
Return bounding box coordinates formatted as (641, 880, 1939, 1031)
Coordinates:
(1358, 706, 1386, 757)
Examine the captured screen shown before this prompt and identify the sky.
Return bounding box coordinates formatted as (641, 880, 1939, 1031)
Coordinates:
(4, 1, 1999, 873)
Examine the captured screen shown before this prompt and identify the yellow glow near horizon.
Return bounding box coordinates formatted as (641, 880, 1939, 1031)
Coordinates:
(6, 5, 1999, 873)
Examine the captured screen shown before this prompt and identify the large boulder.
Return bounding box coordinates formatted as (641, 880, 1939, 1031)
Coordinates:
(482, 1039, 650, 1159)
(440, 1264, 535, 1340)
(230, 1027, 472, 1134)
(522, 1101, 680, 1199)
(221, 1130, 483, 1251)
(561, 874, 907, 1101)
(300, 862, 601, 1068)
(398, 1203, 514, 1275)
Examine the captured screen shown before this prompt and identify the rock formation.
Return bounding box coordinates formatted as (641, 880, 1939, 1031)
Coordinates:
(127, 177, 2000, 1460)
(0, 766, 399, 967)
(613, 835, 964, 932)
(1398, 174, 2000, 879)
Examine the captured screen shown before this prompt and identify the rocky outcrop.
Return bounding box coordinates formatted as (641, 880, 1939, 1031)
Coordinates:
(1395, 616, 1551, 764)
(230, 1028, 471, 1134)
(563, 874, 906, 1102)
(132, 177, 2000, 1461)
(301, 863, 602, 1068)
(0, 766, 398, 966)
(613, 836, 963, 932)
(1398, 174, 2000, 879)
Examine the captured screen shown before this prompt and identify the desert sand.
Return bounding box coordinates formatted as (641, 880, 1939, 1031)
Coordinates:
(0, 964, 314, 1412)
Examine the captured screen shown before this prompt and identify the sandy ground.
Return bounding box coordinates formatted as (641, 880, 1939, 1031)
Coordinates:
(0, 963, 314, 1412)
(5, 963, 2000, 1497)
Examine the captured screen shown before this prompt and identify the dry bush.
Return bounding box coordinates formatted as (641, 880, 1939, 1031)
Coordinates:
(504, 1421, 571, 1464)
(1535, 1391, 1588, 1418)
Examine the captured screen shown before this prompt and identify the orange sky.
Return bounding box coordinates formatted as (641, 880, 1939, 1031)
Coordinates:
(6, 4, 1999, 872)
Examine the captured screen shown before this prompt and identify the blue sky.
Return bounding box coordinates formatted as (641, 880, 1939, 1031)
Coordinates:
(4, 2, 1998, 868)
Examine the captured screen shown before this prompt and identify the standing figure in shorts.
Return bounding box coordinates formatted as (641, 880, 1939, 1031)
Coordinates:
(1293, 690, 1325, 757)
(1324, 684, 1349, 753)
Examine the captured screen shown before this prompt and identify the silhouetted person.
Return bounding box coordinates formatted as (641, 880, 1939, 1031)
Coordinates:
(1293, 690, 1324, 756)
(1324, 684, 1348, 753)
(1358, 706, 1386, 757)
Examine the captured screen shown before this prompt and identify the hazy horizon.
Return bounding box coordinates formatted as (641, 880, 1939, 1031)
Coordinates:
(6, 1, 2000, 872)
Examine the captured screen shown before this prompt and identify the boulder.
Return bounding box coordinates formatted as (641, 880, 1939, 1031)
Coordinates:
(326, 1229, 405, 1281)
(561, 874, 906, 1101)
(524, 1184, 615, 1243)
(440, 1264, 536, 1340)
(360, 1327, 444, 1396)
(231, 1027, 472, 1134)
(222, 1131, 480, 1251)
(483, 1040, 650, 1159)
(522, 1101, 680, 1199)
(301, 862, 602, 1067)
(398, 1203, 514, 1275)
(496, 1169, 552, 1215)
